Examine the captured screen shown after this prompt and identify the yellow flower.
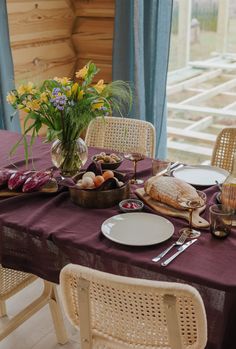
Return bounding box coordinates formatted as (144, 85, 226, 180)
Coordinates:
(78, 90, 84, 100)
(64, 87, 72, 98)
(40, 92, 48, 103)
(23, 108, 30, 113)
(17, 104, 25, 110)
(54, 77, 71, 85)
(6, 92, 17, 104)
(76, 65, 88, 79)
(71, 83, 78, 95)
(92, 101, 104, 110)
(17, 82, 35, 96)
(26, 100, 41, 111)
(93, 79, 105, 93)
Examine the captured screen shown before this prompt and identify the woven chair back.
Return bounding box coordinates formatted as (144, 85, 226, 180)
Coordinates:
(60, 264, 207, 349)
(211, 127, 236, 172)
(85, 117, 156, 158)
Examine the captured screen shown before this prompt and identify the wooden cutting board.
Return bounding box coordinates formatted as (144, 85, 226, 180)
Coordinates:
(135, 188, 209, 228)
(0, 179, 59, 198)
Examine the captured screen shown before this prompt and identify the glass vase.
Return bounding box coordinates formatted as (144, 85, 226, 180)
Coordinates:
(51, 138, 88, 177)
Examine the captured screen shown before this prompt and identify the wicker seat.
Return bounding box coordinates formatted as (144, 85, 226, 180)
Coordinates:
(0, 265, 37, 317)
(211, 127, 236, 172)
(0, 265, 67, 343)
(85, 116, 156, 158)
(60, 264, 207, 349)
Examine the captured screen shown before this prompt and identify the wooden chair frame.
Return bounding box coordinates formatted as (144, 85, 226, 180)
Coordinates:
(0, 266, 67, 344)
(60, 264, 207, 349)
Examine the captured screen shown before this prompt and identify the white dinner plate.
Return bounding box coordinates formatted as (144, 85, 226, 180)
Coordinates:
(172, 165, 229, 187)
(101, 212, 174, 246)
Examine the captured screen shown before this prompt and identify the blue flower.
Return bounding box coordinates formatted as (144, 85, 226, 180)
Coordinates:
(52, 87, 61, 96)
(50, 92, 67, 111)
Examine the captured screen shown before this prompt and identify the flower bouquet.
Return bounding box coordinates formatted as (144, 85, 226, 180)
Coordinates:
(7, 62, 131, 176)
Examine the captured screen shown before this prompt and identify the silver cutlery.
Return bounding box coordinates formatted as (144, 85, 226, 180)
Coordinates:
(170, 161, 180, 169)
(152, 230, 189, 262)
(161, 238, 197, 266)
(165, 162, 184, 176)
(154, 162, 182, 177)
(170, 163, 184, 173)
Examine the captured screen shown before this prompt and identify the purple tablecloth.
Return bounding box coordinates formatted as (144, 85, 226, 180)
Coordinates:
(0, 130, 235, 349)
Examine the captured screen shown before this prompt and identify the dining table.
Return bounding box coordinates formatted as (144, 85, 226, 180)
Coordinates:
(0, 129, 236, 349)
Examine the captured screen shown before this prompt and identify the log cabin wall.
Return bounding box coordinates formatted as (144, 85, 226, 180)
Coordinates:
(72, 0, 115, 82)
(7, 0, 115, 134)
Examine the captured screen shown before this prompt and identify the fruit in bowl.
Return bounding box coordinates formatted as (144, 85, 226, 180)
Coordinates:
(69, 169, 129, 208)
(75, 170, 124, 190)
(92, 152, 123, 170)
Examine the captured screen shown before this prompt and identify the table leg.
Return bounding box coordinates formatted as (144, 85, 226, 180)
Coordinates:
(0, 280, 68, 344)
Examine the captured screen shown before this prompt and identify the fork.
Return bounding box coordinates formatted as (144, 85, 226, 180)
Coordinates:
(152, 231, 189, 262)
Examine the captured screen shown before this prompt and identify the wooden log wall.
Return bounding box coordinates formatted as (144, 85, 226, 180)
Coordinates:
(72, 0, 115, 82)
(7, 0, 115, 134)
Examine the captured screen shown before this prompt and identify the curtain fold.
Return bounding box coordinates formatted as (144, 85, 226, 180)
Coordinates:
(113, 0, 173, 158)
(0, 0, 21, 132)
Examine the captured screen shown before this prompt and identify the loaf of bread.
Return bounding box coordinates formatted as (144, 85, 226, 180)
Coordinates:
(144, 176, 201, 210)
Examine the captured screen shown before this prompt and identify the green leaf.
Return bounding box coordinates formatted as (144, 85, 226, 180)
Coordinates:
(9, 137, 24, 157)
(23, 136, 29, 167)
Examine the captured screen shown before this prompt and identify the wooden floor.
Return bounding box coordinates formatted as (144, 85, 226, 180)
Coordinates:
(0, 279, 81, 349)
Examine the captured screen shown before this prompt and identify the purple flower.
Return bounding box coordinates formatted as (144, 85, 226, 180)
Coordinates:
(57, 105, 65, 111)
(50, 92, 67, 111)
(52, 87, 61, 96)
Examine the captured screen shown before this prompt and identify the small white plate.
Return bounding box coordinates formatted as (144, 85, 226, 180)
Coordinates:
(173, 165, 229, 187)
(101, 212, 174, 246)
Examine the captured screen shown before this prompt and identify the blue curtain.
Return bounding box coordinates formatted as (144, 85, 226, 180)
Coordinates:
(113, 0, 173, 158)
(0, 0, 21, 132)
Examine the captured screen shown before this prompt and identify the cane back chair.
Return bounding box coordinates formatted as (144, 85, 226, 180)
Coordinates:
(0, 265, 67, 343)
(211, 127, 236, 172)
(60, 264, 207, 349)
(85, 116, 156, 158)
(0, 266, 37, 317)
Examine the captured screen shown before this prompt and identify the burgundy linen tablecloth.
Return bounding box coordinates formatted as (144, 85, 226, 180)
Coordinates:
(0, 130, 236, 349)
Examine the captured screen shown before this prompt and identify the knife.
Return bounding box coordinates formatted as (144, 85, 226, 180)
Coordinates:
(161, 239, 197, 266)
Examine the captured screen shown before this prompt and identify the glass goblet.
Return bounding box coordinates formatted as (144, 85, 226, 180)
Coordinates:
(124, 152, 145, 185)
(177, 190, 207, 238)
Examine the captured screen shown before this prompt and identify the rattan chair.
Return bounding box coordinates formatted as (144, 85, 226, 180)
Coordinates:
(211, 127, 236, 172)
(85, 116, 156, 158)
(60, 264, 207, 349)
(0, 266, 37, 317)
(0, 265, 67, 343)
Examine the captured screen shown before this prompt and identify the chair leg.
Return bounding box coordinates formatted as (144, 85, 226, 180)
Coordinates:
(0, 300, 7, 317)
(48, 283, 68, 345)
(0, 280, 68, 344)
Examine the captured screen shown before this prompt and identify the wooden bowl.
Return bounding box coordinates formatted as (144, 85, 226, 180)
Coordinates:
(69, 172, 130, 208)
(92, 153, 123, 170)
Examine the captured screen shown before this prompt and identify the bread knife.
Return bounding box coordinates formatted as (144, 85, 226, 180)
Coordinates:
(161, 239, 197, 266)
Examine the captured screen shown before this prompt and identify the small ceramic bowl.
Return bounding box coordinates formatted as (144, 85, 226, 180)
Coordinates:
(119, 199, 144, 212)
(92, 153, 123, 170)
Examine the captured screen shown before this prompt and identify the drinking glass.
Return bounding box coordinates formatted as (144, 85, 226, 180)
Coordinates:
(177, 190, 207, 238)
(124, 152, 145, 184)
(209, 204, 233, 239)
